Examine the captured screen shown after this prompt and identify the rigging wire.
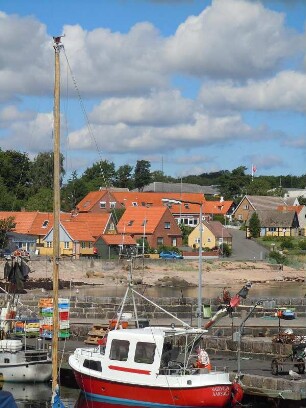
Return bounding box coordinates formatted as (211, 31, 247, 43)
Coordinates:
(62, 47, 109, 191)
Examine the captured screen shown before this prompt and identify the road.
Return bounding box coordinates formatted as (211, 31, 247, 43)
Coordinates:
(227, 227, 269, 261)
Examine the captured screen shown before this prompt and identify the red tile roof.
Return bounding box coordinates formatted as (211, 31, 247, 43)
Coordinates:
(204, 200, 234, 215)
(98, 234, 136, 245)
(277, 205, 303, 214)
(117, 206, 169, 234)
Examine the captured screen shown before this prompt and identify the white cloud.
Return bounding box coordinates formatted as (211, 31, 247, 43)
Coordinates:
(1, 112, 54, 153)
(89, 90, 194, 126)
(198, 71, 306, 112)
(0, 106, 34, 127)
(163, 0, 302, 79)
(68, 111, 264, 154)
(245, 154, 285, 170)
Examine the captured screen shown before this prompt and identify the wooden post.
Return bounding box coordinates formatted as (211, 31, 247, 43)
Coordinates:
(52, 36, 62, 394)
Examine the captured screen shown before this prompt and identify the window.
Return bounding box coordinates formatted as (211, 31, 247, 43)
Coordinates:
(64, 242, 69, 249)
(269, 227, 276, 232)
(110, 339, 130, 361)
(207, 238, 211, 243)
(81, 242, 86, 249)
(238, 215, 243, 220)
(132, 202, 138, 207)
(164, 222, 170, 229)
(134, 342, 156, 364)
(184, 203, 189, 209)
(89, 242, 92, 248)
(171, 238, 177, 247)
(128, 220, 134, 226)
(100, 201, 106, 209)
(157, 237, 163, 245)
(83, 359, 102, 372)
(110, 202, 116, 209)
(109, 223, 115, 230)
(42, 220, 49, 228)
(243, 204, 249, 210)
(46, 242, 52, 248)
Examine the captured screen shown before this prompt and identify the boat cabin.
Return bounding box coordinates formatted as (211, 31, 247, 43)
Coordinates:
(82, 326, 207, 377)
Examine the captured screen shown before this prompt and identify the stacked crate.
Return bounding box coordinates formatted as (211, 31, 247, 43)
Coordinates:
(39, 298, 70, 339)
(14, 319, 40, 337)
(58, 298, 70, 339)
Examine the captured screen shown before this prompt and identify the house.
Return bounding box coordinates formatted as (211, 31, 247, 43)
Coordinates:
(40, 213, 117, 258)
(76, 190, 206, 226)
(116, 206, 182, 249)
(232, 195, 297, 222)
(6, 232, 37, 255)
(94, 234, 137, 259)
(202, 200, 235, 222)
(245, 210, 299, 237)
(188, 221, 232, 250)
(284, 188, 306, 199)
(138, 182, 220, 197)
(0, 211, 55, 252)
(277, 205, 306, 236)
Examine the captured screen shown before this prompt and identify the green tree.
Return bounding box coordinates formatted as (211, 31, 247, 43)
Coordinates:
(179, 223, 193, 245)
(0, 216, 16, 249)
(115, 164, 134, 189)
(246, 178, 271, 196)
(219, 166, 250, 201)
(25, 188, 54, 212)
(30, 152, 65, 192)
(248, 212, 261, 238)
(134, 160, 152, 191)
(62, 171, 88, 211)
(82, 160, 116, 190)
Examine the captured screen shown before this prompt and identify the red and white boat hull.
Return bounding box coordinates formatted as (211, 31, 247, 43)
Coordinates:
(72, 370, 233, 407)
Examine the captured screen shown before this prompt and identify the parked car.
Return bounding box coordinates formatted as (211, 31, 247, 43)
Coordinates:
(0, 248, 12, 258)
(159, 251, 183, 259)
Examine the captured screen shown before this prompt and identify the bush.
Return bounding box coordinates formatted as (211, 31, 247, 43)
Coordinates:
(280, 237, 294, 250)
(298, 240, 306, 250)
(219, 243, 232, 257)
(269, 251, 287, 265)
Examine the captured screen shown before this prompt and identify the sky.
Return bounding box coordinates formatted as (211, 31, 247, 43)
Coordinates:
(0, 0, 305, 181)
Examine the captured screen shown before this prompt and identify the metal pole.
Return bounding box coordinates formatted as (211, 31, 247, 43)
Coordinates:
(197, 204, 203, 328)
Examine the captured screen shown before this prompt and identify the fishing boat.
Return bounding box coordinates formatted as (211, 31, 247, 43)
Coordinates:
(69, 258, 249, 407)
(0, 259, 52, 382)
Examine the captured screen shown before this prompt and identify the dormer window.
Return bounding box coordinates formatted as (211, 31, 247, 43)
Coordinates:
(128, 220, 134, 226)
(132, 202, 138, 207)
(100, 201, 106, 209)
(110, 202, 116, 209)
(184, 203, 189, 209)
(42, 220, 49, 228)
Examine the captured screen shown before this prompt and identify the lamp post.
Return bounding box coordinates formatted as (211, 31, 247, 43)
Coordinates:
(162, 198, 204, 328)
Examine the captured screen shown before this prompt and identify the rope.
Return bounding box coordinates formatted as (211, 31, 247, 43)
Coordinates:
(62, 47, 109, 190)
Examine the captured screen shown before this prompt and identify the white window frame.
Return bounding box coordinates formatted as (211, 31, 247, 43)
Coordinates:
(100, 201, 106, 209)
(64, 242, 69, 249)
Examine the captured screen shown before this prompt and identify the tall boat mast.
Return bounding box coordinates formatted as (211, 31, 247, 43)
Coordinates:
(52, 35, 62, 394)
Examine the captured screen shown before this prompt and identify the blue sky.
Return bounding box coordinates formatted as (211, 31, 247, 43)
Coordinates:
(0, 0, 305, 180)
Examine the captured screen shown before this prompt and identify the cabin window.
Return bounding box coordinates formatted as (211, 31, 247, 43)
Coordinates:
(110, 339, 130, 361)
(83, 359, 102, 372)
(134, 342, 156, 364)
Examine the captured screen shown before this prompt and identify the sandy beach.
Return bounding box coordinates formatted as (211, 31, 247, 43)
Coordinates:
(21, 258, 305, 288)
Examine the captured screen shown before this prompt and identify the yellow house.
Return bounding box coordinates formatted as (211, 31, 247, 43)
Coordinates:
(188, 221, 232, 250)
(41, 213, 117, 258)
